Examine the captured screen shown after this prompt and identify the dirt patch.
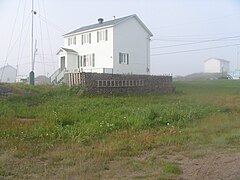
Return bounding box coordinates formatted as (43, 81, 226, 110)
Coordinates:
(178, 152, 240, 180)
(17, 118, 37, 122)
(100, 149, 240, 179)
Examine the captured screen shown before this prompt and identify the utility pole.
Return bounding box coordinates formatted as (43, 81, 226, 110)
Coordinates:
(29, 0, 36, 85)
(237, 46, 240, 70)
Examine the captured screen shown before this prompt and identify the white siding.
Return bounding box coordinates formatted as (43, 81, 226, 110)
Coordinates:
(67, 53, 77, 70)
(0, 66, 17, 83)
(220, 61, 229, 73)
(204, 58, 229, 73)
(64, 27, 114, 71)
(58, 15, 152, 75)
(113, 17, 150, 75)
(58, 51, 77, 71)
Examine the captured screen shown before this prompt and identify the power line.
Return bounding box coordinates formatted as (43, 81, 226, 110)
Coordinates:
(151, 12, 240, 30)
(152, 36, 240, 42)
(151, 35, 240, 49)
(35, 61, 58, 64)
(151, 43, 240, 56)
(42, 0, 55, 73)
(37, 55, 57, 62)
(17, 0, 27, 74)
(37, 13, 66, 33)
(152, 31, 240, 39)
(38, 0, 46, 76)
(1, 0, 22, 82)
(19, 18, 31, 63)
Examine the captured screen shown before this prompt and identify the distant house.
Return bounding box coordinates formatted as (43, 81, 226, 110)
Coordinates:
(204, 58, 230, 73)
(35, 76, 50, 85)
(229, 69, 240, 79)
(0, 65, 17, 83)
(51, 14, 153, 84)
(16, 75, 28, 83)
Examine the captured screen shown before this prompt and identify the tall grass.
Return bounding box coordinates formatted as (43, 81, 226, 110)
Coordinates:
(0, 83, 215, 147)
(1, 80, 240, 178)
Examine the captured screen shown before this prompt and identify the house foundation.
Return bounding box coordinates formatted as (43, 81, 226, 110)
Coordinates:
(64, 72, 175, 93)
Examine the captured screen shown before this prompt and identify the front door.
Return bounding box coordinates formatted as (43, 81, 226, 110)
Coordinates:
(60, 56, 65, 71)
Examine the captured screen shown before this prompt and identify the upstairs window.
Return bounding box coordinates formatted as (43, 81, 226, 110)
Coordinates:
(97, 29, 108, 42)
(68, 37, 71, 46)
(68, 36, 76, 46)
(119, 52, 129, 65)
(82, 33, 91, 45)
(73, 36, 76, 45)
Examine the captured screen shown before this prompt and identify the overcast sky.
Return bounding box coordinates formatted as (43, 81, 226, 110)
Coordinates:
(0, 0, 240, 76)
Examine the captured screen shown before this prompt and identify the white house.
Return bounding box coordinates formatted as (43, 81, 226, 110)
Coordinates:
(51, 14, 153, 84)
(229, 69, 240, 79)
(204, 58, 230, 73)
(0, 65, 17, 83)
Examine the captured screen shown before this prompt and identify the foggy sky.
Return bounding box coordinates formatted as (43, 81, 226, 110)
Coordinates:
(0, 0, 240, 77)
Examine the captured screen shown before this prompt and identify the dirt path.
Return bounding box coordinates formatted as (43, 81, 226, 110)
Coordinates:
(100, 151, 240, 179)
(178, 152, 240, 180)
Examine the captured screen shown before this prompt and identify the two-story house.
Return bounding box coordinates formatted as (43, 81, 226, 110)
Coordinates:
(51, 14, 153, 84)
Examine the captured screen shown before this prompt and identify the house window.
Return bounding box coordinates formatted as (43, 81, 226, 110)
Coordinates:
(82, 33, 91, 45)
(92, 53, 95, 67)
(80, 53, 95, 67)
(119, 52, 129, 64)
(68, 36, 76, 46)
(73, 36, 76, 45)
(68, 38, 70, 46)
(77, 56, 80, 68)
(97, 29, 108, 42)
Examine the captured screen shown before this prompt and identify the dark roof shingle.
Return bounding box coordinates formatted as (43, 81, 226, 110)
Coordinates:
(64, 14, 137, 36)
(61, 48, 77, 53)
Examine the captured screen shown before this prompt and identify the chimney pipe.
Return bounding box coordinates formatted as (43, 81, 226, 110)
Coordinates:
(98, 18, 104, 24)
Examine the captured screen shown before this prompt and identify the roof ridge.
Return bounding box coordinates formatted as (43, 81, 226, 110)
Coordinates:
(204, 58, 229, 62)
(56, 47, 78, 55)
(63, 14, 137, 36)
(0, 64, 17, 70)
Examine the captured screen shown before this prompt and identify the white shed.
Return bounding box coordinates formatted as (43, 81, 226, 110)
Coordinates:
(0, 65, 17, 83)
(204, 58, 230, 73)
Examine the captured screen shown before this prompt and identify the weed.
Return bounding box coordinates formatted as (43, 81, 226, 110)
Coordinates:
(219, 105, 231, 113)
(160, 160, 182, 175)
(1, 80, 240, 178)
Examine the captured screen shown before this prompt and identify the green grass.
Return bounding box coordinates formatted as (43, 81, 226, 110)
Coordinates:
(0, 80, 240, 179)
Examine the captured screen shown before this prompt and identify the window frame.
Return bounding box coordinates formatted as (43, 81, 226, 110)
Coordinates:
(81, 33, 91, 45)
(97, 29, 108, 42)
(119, 52, 129, 65)
(79, 53, 95, 67)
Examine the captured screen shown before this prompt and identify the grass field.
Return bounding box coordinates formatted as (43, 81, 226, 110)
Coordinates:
(1, 80, 240, 179)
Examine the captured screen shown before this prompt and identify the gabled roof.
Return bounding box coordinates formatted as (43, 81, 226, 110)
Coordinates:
(0, 64, 17, 71)
(64, 14, 153, 37)
(56, 47, 78, 55)
(204, 58, 229, 63)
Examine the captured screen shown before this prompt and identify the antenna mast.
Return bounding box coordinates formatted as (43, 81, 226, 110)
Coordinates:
(29, 0, 36, 85)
